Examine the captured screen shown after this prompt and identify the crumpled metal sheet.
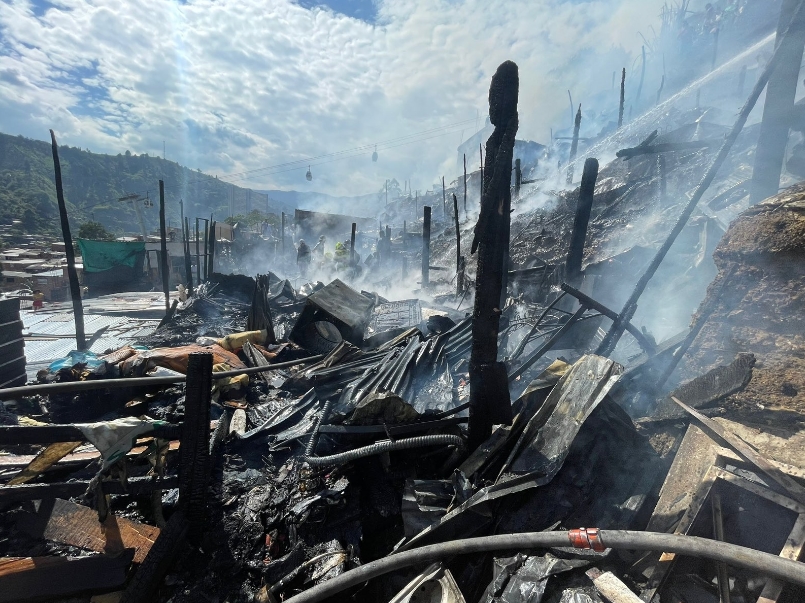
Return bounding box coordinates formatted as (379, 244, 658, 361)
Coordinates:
(480, 553, 589, 603)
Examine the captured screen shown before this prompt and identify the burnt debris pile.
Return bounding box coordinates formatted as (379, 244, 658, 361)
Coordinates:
(6, 16, 805, 601)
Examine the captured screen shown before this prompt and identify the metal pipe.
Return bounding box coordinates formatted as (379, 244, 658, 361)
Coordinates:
(302, 434, 463, 468)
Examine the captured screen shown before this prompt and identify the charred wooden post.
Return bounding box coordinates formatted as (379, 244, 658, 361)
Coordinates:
(566, 104, 582, 184)
(468, 61, 519, 449)
(514, 158, 521, 198)
(202, 219, 209, 281)
(350, 222, 357, 266)
(208, 221, 216, 276)
(596, 4, 805, 357)
(463, 153, 468, 217)
(403, 220, 407, 249)
(178, 352, 212, 543)
(618, 68, 626, 129)
(195, 219, 201, 284)
(453, 193, 463, 296)
(159, 180, 170, 314)
(750, 0, 805, 204)
(421, 206, 431, 288)
(183, 217, 193, 295)
(49, 130, 86, 351)
(566, 158, 598, 281)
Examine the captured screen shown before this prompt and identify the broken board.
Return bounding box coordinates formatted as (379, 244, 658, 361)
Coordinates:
(16, 498, 160, 564)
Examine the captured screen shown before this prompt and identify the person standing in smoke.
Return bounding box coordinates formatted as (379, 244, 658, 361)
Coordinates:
(297, 239, 311, 277)
(313, 235, 326, 260)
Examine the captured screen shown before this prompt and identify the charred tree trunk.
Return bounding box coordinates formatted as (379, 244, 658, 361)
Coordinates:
(566, 158, 598, 281)
(468, 61, 519, 449)
(618, 68, 626, 129)
(750, 0, 805, 204)
(159, 180, 170, 314)
(514, 158, 522, 198)
(49, 130, 86, 351)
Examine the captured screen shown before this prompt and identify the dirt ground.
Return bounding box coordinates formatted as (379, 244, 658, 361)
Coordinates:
(680, 183, 805, 422)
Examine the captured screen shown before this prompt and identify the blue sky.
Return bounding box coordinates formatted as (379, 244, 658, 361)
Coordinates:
(0, 0, 662, 196)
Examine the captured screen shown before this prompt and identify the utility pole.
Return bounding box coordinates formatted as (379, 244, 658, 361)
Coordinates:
(50, 130, 86, 351)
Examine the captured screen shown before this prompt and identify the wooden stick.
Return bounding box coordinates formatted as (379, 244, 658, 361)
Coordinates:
(49, 130, 86, 351)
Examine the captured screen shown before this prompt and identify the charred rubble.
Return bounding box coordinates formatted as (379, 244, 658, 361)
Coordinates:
(4, 27, 805, 603)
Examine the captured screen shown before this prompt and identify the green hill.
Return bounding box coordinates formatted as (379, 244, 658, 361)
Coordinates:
(0, 132, 282, 237)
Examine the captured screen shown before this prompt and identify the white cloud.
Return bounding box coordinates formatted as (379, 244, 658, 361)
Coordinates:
(0, 0, 664, 201)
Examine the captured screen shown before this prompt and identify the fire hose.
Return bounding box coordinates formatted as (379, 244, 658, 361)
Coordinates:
(284, 528, 805, 602)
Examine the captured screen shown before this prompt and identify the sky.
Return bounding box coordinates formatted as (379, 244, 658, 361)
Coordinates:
(0, 0, 665, 197)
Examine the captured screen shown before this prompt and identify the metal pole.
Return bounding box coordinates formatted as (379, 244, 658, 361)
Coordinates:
(49, 130, 86, 351)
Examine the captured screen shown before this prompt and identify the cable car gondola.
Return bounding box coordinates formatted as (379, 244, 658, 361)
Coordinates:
(306, 165, 312, 181)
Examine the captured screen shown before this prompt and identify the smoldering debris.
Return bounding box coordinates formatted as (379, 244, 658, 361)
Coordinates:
(6, 15, 805, 603)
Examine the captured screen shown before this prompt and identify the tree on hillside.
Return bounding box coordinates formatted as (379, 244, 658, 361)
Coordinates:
(78, 221, 115, 241)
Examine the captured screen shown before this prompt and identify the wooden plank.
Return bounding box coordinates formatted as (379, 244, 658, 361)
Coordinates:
(0, 475, 179, 504)
(0, 550, 134, 602)
(7, 441, 82, 485)
(757, 513, 805, 603)
(672, 397, 805, 506)
(587, 568, 643, 602)
(17, 498, 160, 564)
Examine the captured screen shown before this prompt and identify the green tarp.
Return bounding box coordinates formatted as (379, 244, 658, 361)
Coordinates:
(77, 240, 146, 273)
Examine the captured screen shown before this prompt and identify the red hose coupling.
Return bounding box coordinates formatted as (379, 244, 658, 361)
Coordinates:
(568, 528, 606, 552)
